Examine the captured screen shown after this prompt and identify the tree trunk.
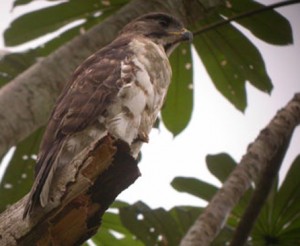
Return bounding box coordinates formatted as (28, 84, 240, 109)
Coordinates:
(180, 93, 300, 246)
(0, 0, 207, 157)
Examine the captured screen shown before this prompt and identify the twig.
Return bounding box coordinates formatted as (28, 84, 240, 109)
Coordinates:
(193, 0, 300, 36)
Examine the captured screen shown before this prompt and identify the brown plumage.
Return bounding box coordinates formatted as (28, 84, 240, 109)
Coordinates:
(23, 12, 192, 218)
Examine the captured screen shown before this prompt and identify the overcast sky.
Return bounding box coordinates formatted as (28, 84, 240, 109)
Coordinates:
(0, 0, 300, 210)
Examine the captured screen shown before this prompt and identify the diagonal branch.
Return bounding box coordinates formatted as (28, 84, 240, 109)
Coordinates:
(180, 93, 300, 246)
(229, 121, 293, 245)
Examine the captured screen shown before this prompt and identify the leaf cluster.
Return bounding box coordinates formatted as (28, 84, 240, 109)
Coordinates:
(86, 154, 300, 245)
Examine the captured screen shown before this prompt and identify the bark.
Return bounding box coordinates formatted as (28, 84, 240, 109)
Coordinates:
(0, 0, 206, 157)
(0, 136, 140, 245)
(229, 117, 292, 246)
(180, 93, 300, 246)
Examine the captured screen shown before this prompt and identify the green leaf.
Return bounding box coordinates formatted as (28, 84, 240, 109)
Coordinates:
(119, 202, 156, 245)
(89, 202, 134, 244)
(34, 7, 116, 57)
(171, 177, 218, 202)
(220, 0, 293, 45)
(13, 0, 34, 8)
(12, 0, 61, 9)
(119, 201, 202, 246)
(102, 212, 132, 234)
(13, 0, 66, 8)
(250, 155, 300, 244)
(211, 226, 235, 246)
(161, 43, 193, 136)
(92, 230, 119, 245)
(111, 200, 130, 208)
(0, 128, 44, 212)
(193, 17, 272, 111)
(5, 0, 126, 46)
(0, 51, 37, 86)
(92, 212, 143, 246)
(268, 155, 300, 230)
(0, 6, 120, 87)
(92, 201, 143, 245)
(1, 3, 124, 87)
(205, 153, 253, 219)
(206, 153, 236, 183)
(170, 206, 203, 234)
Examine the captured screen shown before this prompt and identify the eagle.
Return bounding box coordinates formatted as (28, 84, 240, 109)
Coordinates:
(23, 12, 193, 217)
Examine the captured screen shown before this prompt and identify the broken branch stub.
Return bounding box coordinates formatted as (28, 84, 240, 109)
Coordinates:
(0, 136, 140, 245)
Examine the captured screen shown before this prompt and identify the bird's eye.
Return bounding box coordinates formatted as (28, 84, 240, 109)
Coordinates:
(159, 19, 169, 28)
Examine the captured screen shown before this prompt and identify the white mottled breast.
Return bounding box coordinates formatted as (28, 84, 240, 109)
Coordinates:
(106, 37, 172, 156)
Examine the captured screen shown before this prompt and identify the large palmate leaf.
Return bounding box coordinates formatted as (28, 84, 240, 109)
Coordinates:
(91, 201, 143, 246)
(6, 0, 98, 46)
(192, 0, 293, 111)
(119, 201, 202, 246)
(161, 43, 193, 136)
(0, 127, 44, 212)
(13, 0, 34, 8)
(171, 177, 218, 202)
(0, 7, 115, 86)
(220, 0, 293, 45)
(194, 15, 272, 111)
(206, 153, 253, 220)
(12, 0, 65, 9)
(171, 153, 251, 220)
(170, 153, 300, 245)
(0, 51, 37, 86)
(252, 155, 300, 244)
(5, 0, 129, 46)
(206, 153, 236, 183)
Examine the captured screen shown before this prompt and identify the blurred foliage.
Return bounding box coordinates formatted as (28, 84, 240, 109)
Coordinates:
(0, 0, 128, 85)
(171, 153, 300, 245)
(0, 127, 44, 212)
(119, 202, 202, 246)
(87, 153, 300, 245)
(90, 201, 144, 246)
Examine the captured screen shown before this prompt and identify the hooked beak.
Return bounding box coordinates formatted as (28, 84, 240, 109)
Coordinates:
(164, 28, 193, 56)
(169, 28, 193, 43)
(181, 28, 193, 42)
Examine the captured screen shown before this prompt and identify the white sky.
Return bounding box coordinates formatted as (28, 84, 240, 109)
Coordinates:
(0, 0, 299, 210)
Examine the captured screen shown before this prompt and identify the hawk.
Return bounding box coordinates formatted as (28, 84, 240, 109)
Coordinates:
(23, 12, 192, 217)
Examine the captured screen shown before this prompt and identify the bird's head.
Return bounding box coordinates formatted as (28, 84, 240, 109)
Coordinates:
(120, 12, 193, 56)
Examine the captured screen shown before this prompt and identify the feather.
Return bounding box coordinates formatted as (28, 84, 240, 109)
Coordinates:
(23, 12, 192, 218)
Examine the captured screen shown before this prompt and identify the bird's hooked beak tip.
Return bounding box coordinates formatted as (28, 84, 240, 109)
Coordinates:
(168, 28, 193, 43)
(181, 29, 193, 42)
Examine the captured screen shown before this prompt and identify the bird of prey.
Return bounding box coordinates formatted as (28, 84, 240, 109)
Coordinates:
(23, 12, 193, 217)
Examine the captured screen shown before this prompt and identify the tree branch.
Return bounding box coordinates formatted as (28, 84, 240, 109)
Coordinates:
(229, 120, 293, 245)
(0, 136, 140, 245)
(180, 93, 300, 246)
